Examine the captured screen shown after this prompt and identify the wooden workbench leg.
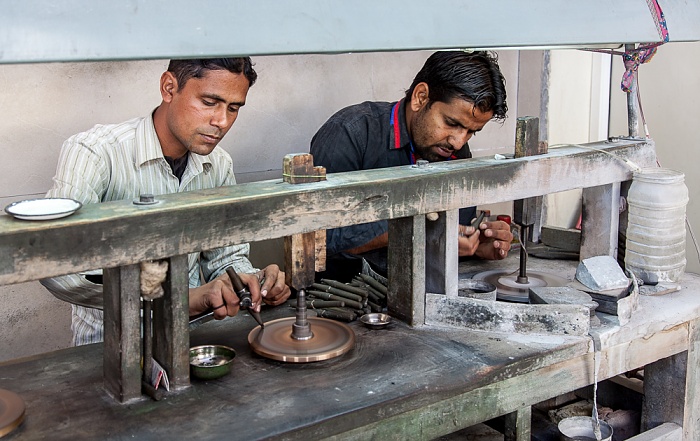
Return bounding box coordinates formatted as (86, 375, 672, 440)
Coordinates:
(153, 254, 190, 390)
(388, 215, 425, 326)
(642, 349, 688, 432)
(580, 182, 621, 260)
(425, 209, 459, 297)
(684, 318, 700, 440)
(103, 264, 142, 403)
(504, 406, 531, 441)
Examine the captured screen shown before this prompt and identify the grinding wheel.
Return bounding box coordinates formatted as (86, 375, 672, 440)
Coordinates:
(0, 389, 25, 438)
(248, 317, 355, 363)
(472, 269, 569, 302)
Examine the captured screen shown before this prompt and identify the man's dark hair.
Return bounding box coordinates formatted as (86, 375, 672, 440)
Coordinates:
(167, 58, 258, 90)
(405, 51, 507, 121)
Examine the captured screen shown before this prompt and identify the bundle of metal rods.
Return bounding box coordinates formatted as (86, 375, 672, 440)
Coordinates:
(294, 274, 388, 322)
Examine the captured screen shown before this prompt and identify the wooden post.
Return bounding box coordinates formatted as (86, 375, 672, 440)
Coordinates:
(425, 209, 459, 297)
(504, 406, 531, 441)
(642, 351, 686, 431)
(153, 254, 190, 390)
(284, 232, 316, 290)
(513, 116, 546, 243)
(103, 264, 142, 403)
(580, 183, 621, 259)
(388, 215, 426, 326)
(282, 153, 326, 289)
(642, 319, 700, 440)
(684, 318, 700, 440)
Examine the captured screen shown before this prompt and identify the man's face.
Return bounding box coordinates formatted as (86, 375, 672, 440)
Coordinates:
(409, 96, 493, 163)
(163, 69, 250, 157)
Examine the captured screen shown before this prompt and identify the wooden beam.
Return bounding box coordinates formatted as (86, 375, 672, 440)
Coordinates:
(0, 142, 656, 286)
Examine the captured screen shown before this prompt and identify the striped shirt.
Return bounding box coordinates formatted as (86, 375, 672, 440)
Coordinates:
(40, 112, 255, 346)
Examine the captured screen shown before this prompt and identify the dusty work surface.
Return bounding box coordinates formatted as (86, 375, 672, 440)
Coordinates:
(2, 257, 700, 440)
(0, 307, 586, 439)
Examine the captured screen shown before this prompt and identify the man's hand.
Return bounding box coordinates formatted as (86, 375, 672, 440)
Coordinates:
(458, 224, 481, 256)
(188, 264, 290, 319)
(188, 274, 243, 319)
(475, 220, 512, 260)
(458, 219, 512, 260)
(256, 264, 291, 306)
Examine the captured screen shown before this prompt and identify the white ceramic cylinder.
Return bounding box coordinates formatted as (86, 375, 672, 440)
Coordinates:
(625, 167, 688, 283)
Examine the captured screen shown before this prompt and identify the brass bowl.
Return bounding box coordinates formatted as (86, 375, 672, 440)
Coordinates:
(360, 313, 392, 330)
(189, 345, 236, 380)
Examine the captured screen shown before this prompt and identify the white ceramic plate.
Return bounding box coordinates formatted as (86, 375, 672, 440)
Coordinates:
(4, 198, 82, 221)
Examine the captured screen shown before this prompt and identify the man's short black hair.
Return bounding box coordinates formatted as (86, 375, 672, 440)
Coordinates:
(406, 51, 507, 121)
(167, 58, 257, 90)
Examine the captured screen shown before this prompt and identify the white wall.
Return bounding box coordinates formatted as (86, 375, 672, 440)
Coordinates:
(545, 50, 612, 229)
(0, 51, 519, 361)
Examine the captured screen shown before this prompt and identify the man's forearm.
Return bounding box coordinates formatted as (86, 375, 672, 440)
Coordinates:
(344, 232, 388, 254)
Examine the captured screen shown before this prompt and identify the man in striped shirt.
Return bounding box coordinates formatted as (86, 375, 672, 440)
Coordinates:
(41, 58, 291, 346)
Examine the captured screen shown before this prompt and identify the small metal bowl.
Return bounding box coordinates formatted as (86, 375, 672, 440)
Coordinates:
(360, 313, 392, 330)
(189, 345, 236, 380)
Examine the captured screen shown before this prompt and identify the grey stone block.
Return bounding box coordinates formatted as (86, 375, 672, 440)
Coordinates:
(576, 256, 629, 291)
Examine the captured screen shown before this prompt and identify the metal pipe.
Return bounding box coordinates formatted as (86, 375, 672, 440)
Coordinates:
(625, 43, 640, 138)
(516, 225, 529, 284)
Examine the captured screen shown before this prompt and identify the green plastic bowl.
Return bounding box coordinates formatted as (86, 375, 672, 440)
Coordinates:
(189, 345, 236, 380)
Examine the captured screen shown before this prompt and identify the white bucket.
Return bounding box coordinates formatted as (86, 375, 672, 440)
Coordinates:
(624, 167, 688, 284)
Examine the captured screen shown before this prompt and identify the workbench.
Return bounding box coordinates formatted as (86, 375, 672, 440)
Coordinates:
(2, 255, 697, 440)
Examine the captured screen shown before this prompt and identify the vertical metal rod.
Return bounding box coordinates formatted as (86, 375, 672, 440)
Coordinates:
(625, 43, 640, 138)
(517, 225, 529, 284)
(291, 288, 313, 340)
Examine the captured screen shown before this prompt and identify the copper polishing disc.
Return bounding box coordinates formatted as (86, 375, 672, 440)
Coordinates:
(248, 317, 355, 363)
(0, 389, 25, 438)
(472, 269, 569, 302)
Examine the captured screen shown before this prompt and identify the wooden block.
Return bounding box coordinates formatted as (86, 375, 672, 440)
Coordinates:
(514, 116, 545, 158)
(283, 153, 326, 184)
